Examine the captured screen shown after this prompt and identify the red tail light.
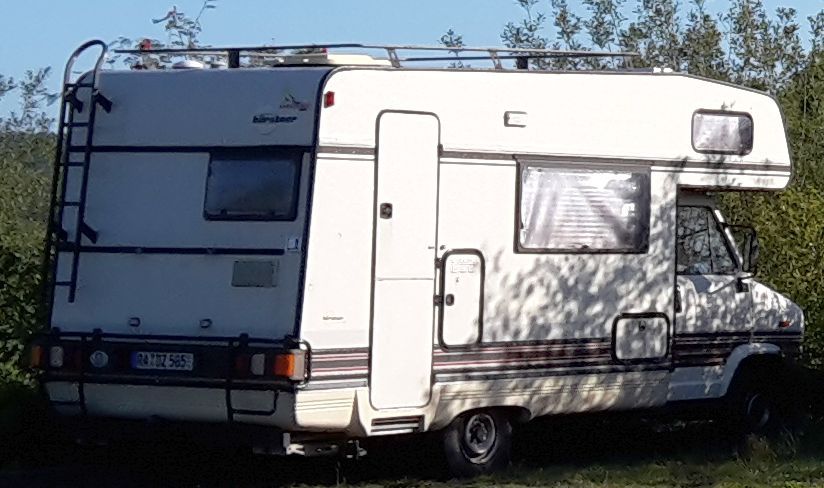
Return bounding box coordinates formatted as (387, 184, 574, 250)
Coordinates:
(234, 354, 251, 378)
(29, 345, 46, 370)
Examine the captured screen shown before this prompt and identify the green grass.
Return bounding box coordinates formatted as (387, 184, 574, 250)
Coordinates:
(5, 388, 824, 487)
(322, 439, 824, 487)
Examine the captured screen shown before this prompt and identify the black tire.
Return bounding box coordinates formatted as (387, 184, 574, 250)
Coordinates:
(442, 409, 512, 478)
(727, 366, 786, 438)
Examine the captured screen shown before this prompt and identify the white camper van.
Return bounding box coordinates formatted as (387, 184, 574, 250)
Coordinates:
(32, 41, 804, 476)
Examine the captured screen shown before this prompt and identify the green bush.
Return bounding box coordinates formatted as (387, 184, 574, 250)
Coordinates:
(0, 132, 51, 386)
(722, 188, 824, 366)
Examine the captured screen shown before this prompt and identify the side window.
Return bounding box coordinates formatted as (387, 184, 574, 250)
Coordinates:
(517, 164, 650, 253)
(692, 111, 754, 155)
(676, 206, 737, 275)
(204, 148, 303, 221)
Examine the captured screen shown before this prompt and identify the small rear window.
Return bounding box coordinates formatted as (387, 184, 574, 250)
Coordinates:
(692, 111, 754, 155)
(204, 148, 303, 221)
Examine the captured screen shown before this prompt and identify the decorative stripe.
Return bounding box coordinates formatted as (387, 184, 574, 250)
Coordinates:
(305, 332, 802, 385)
(671, 332, 802, 367)
(314, 145, 791, 175)
(309, 348, 369, 382)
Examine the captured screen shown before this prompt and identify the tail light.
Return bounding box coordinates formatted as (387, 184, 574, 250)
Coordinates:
(28, 343, 82, 372)
(273, 350, 307, 381)
(250, 353, 266, 376)
(49, 346, 65, 368)
(29, 345, 46, 370)
(234, 349, 307, 382)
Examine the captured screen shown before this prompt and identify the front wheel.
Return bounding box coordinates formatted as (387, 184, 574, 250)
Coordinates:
(727, 369, 786, 438)
(442, 410, 512, 478)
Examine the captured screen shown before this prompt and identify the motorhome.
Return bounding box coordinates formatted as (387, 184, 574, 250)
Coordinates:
(31, 41, 804, 477)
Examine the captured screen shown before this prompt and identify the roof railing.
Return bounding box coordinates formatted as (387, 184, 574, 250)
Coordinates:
(114, 43, 639, 69)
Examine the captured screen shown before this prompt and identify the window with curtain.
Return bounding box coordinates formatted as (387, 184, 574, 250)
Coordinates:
(518, 165, 650, 253)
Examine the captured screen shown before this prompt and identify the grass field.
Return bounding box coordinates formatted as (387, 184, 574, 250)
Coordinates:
(5, 381, 824, 487)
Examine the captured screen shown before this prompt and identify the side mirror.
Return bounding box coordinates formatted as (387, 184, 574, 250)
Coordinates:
(728, 224, 759, 275)
(747, 232, 760, 275)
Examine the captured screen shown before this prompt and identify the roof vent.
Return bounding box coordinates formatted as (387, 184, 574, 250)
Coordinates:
(172, 59, 206, 69)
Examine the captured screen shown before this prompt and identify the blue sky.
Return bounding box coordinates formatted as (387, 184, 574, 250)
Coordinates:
(0, 0, 821, 116)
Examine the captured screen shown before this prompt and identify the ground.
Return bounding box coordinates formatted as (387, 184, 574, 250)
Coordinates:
(4, 409, 824, 487)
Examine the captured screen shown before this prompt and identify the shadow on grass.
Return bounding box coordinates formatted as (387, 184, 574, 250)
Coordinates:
(4, 374, 824, 487)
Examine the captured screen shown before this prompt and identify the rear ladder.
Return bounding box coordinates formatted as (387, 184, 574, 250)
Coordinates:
(42, 40, 112, 311)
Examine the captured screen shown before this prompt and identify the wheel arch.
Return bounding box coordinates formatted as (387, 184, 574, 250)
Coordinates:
(433, 405, 532, 432)
(720, 343, 787, 397)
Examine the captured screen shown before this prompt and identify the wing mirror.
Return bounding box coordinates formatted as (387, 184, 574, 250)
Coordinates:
(727, 224, 759, 275)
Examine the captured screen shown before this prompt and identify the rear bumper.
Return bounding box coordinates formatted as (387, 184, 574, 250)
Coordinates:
(34, 332, 360, 437)
(32, 330, 312, 430)
(44, 381, 295, 427)
(43, 380, 362, 437)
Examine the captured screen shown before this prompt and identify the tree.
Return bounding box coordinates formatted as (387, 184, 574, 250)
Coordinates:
(681, 0, 730, 80)
(110, 0, 218, 69)
(0, 71, 54, 385)
(583, 0, 626, 68)
(439, 28, 467, 68)
(623, 0, 684, 69)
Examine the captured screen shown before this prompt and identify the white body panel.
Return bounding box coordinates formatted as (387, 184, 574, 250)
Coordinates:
(319, 70, 791, 190)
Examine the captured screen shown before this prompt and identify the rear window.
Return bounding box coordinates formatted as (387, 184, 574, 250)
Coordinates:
(204, 148, 303, 221)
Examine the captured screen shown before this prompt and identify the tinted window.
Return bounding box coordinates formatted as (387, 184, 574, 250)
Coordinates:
(518, 165, 650, 253)
(676, 206, 737, 275)
(205, 149, 302, 221)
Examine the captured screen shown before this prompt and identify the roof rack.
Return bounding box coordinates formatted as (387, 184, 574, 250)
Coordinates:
(114, 43, 639, 69)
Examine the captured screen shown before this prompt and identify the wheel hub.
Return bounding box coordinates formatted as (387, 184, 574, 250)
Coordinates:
(745, 393, 772, 430)
(463, 413, 496, 459)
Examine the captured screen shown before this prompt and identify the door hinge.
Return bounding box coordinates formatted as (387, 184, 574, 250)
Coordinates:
(434, 257, 444, 268)
(433, 295, 443, 306)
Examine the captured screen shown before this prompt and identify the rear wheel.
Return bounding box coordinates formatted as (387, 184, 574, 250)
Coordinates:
(442, 410, 512, 478)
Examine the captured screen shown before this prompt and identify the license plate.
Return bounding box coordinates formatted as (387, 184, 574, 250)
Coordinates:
(132, 351, 194, 372)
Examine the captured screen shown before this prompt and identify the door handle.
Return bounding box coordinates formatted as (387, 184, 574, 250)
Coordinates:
(445, 294, 455, 306)
(379, 203, 393, 219)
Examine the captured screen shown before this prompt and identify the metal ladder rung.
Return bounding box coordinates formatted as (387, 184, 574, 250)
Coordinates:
(45, 39, 109, 308)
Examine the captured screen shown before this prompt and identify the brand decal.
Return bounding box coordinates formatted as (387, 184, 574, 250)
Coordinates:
(279, 93, 310, 112)
(252, 113, 298, 125)
(252, 92, 309, 135)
